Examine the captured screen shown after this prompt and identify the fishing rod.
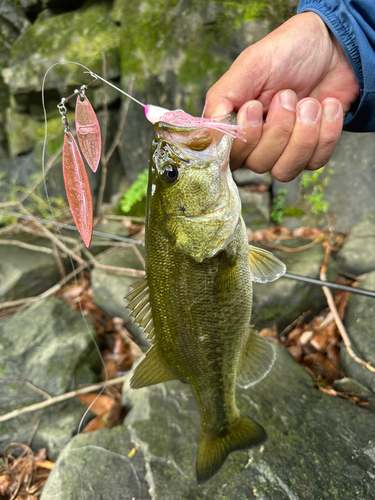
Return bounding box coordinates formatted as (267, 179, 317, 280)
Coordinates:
(1, 208, 375, 299)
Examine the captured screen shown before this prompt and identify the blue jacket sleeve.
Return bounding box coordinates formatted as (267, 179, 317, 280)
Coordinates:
(297, 0, 375, 132)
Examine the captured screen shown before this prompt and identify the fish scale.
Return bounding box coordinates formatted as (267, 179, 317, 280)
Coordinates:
(126, 119, 286, 483)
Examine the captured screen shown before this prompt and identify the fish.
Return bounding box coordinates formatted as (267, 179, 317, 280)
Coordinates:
(126, 116, 286, 483)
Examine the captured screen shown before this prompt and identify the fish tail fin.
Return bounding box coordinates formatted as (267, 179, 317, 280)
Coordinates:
(196, 413, 267, 483)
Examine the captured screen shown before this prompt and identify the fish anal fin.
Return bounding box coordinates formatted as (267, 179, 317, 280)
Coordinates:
(237, 329, 276, 388)
(130, 345, 176, 389)
(196, 413, 267, 483)
(248, 245, 286, 283)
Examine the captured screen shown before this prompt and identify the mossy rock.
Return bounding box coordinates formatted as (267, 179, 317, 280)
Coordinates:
(42, 344, 375, 498)
(4, 2, 121, 99)
(0, 296, 100, 459)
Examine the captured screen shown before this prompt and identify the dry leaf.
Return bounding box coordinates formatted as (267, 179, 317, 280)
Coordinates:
(82, 415, 107, 433)
(259, 324, 278, 338)
(78, 393, 114, 416)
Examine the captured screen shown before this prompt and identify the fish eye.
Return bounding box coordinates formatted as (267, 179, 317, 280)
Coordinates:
(161, 164, 179, 184)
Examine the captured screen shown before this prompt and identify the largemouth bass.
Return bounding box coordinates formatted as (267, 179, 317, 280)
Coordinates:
(126, 118, 285, 483)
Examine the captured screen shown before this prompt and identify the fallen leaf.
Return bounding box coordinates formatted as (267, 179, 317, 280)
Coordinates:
(259, 324, 278, 338)
(78, 393, 114, 416)
(304, 353, 341, 383)
(82, 414, 107, 433)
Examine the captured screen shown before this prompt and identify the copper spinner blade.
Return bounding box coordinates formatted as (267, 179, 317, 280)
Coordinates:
(62, 132, 93, 247)
(75, 94, 101, 172)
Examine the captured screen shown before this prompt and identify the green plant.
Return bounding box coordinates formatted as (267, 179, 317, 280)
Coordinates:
(300, 170, 329, 215)
(271, 188, 288, 224)
(119, 169, 149, 214)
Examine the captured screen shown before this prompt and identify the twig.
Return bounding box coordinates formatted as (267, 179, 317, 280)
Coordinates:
(96, 70, 135, 217)
(105, 214, 145, 222)
(320, 234, 375, 374)
(82, 248, 145, 277)
(20, 206, 86, 266)
(0, 375, 130, 423)
(0, 239, 55, 254)
(0, 380, 51, 400)
(0, 262, 89, 310)
(104, 74, 136, 163)
(261, 236, 324, 253)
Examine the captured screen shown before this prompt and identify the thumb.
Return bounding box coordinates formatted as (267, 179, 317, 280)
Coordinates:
(205, 43, 265, 118)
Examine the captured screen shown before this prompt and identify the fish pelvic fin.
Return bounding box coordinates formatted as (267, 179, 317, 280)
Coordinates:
(248, 245, 286, 283)
(130, 345, 176, 389)
(196, 413, 267, 483)
(237, 329, 276, 388)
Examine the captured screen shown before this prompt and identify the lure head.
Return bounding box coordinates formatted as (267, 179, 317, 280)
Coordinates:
(148, 119, 241, 262)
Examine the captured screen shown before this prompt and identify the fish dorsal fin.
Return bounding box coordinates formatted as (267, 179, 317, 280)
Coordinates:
(130, 345, 176, 389)
(237, 329, 276, 388)
(125, 276, 155, 340)
(248, 245, 286, 283)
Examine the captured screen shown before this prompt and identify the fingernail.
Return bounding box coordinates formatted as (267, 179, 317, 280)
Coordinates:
(247, 104, 262, 126)
(323, 99, 339, 120)
(280, 90, 297, 111)
(298, 100, 319, 124)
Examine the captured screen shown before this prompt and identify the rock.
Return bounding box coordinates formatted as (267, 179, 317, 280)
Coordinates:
(40, 426, 150, 500)
(333, 377, 375, 403)
(0, 233, 65, 301)
(336, 216, 375, 275)
(252, 239, 337, 331)
(233, 168, 272, 187)
(340, 271, 375, 393)
(42, 343, 375, 498)
(0, 296, 99, 458)
(272, 131, 375, 232)
(5, 107, 40, 157)
(239, 188, 271, 230)
(0, 1, 30, 161)
(91, 245, 147, 343)
(4, 2, 121, 99)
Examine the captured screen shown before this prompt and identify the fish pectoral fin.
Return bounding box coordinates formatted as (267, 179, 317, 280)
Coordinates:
(196, 413, 267, 483)
(125, 276, 155, 340)
(248, 245, 286, 283)
(130, 345, 176, 389)
(237, 329, 276, 388)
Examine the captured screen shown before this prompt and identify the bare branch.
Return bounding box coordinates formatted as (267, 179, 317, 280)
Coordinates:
(0, 375, 131, 424)
(320, 236, 375, 374)
(0, 239, 54, 254)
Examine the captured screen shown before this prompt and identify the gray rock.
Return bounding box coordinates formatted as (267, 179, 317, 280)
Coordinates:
(336, 217, 375, 275)
(43, 343, 375, 498)
(0, 296, 99, 457)
(40, 426, 151, 500)
(91, 245, 147, 343)
(252, 239, 337, 330)
(340, 271, 375, 393)
(0, 233, 64, 301)
(272, 131, 375, 232)
(233, 168, 272, 187)
(234, 169, 272, 187)
(239, 188, 271, 230)
(333, 377, 375, 403)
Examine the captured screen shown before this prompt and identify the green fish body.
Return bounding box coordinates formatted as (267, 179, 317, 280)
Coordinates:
(127, 121, 285, 482)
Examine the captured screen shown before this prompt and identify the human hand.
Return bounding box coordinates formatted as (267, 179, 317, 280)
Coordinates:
(205, 12, 360, 181)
